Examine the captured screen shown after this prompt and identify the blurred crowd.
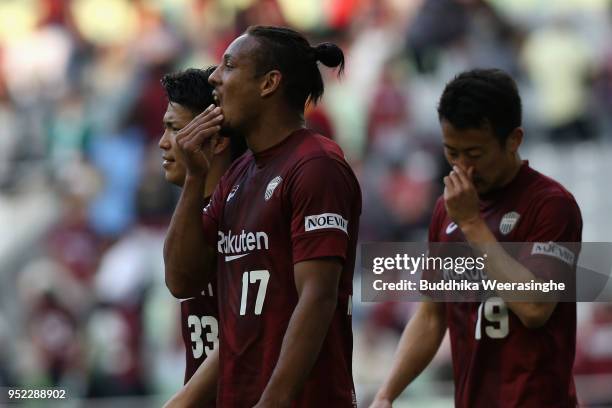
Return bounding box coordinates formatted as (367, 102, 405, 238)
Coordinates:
(1, 0, 612, 406)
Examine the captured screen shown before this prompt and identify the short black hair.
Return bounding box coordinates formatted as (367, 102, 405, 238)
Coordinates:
(161, 67, 247, 161)
(161, 67, 216, 114)
(437, 68, 522, 144)
(246, 25, 344, 111)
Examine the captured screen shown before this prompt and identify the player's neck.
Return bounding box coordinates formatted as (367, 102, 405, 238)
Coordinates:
(245, 107, 304, 153)
(499, 156, 523, 188)
(204, 155, 231, 198)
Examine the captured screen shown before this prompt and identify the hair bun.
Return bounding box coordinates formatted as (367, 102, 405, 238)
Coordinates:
(314, 43, 345, 73)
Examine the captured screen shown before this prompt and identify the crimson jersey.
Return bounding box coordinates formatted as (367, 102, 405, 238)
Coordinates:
(179, 197, 219, 401)
(429, 162, 582, 408)
(202, 129, 361, 407)
(179, 278, 218, 387)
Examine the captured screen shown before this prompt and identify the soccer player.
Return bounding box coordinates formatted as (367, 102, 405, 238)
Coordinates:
(164, 26, 361, 407)
(158, 67, 246, 401)
(370, 69, 582, 408)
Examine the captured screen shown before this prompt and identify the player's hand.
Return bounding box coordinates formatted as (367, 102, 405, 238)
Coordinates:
(176, 104, 223, 177)
(443, 165, 480, 228)
(369, 397, 393, 408)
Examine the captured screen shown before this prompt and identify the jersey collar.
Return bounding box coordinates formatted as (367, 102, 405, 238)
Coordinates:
(479, 160, 531, 208)
(253, 128, 307, 167)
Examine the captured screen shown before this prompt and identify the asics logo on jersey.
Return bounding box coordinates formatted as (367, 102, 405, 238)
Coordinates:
(227, 184, 240, 202)
(218, 230, 269, 262)
(305, 213, 348, 234)
(446, 222, 458, 234)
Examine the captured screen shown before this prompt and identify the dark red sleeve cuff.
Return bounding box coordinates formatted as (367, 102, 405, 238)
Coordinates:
(292, 231, 348, 264)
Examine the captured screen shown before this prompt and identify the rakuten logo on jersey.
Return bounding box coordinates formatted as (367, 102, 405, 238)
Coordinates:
(305, 213, 348, 234)
(217, 230, 269, 262)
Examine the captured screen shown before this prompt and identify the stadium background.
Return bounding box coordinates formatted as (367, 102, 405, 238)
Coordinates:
(0, 0, 611, 406)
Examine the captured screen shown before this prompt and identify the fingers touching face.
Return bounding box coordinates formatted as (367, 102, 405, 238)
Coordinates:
(174, 105, 223, 153)
(441, 119, 514, 194)
(160, 100, 233, 186)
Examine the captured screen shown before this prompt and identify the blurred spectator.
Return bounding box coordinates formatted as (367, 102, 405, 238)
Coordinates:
(1, 24, 73, 104)
(86, 304, 147, 397)
(521, 16, 596, 142)
(366, 61, 410, 156)
(14, 254, 92, 390)
(47, 91, 91, 180)
(27, 292, 80, 387)
(0, 313, 13, 386)
(378, 156, 435, 240)
(46, 188, 102, 284)
(575, 304, 612, 405)
(87, 122, 145, 238)
(576, 304, 612, 371)
(407, 0, 469, 74)
(306, 104, 336, 139)
(235, 0, 286, 33)
(0, 90, 21, 191)
(593, 49, 612, 134)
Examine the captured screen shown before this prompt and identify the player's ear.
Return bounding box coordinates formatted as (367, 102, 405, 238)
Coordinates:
(506, 127, 523, 153)
(211, 134, 230, 155)
(260, 70, 282, 98)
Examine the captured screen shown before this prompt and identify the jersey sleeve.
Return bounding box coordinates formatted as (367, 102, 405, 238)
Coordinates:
(288, 156, 358, 264)
(422, 197, 446, 296)
(428, 197, 445, 243)
(201, 181, 224, 248)
(517, 195, 583, 282)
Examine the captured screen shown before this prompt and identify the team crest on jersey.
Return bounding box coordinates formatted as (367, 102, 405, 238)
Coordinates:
(265, 176, 282, 201)
(227, 184, 240, 202)
(499, 211, 520, 235)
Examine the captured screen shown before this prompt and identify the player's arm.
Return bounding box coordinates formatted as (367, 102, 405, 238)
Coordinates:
(164, 175, 216, 298)
(445, 165, 564, 328)
(255, 258, 342, 407)
(163, 347, 219, 407)
(370, 301, 447, 408)
(255, 156, 357, 406)
(459, 222, 560, 328)
(164, 106, 222, 297)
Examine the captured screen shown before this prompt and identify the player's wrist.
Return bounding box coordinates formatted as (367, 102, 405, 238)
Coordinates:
(373, 395, 393, 405)
(184, 172, 207, 187)
(374, 386, 396, 404)
(458, 215, 484, 233)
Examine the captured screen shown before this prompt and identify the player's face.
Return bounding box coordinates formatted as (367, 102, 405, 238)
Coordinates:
(441, 120, 518, 195)
(159, 102, 196, 186)
(209, 34, 263, 134)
